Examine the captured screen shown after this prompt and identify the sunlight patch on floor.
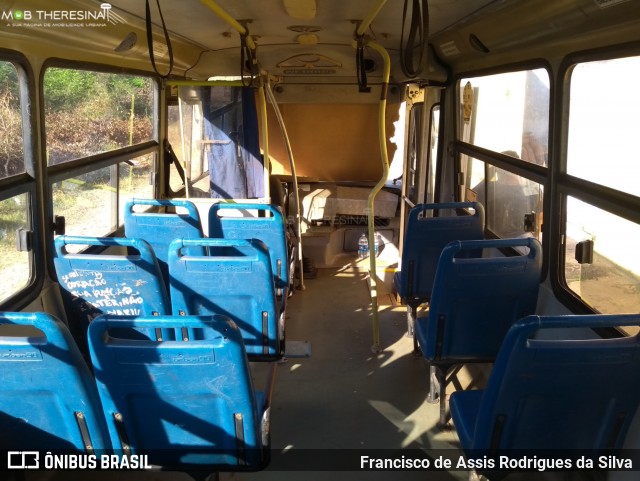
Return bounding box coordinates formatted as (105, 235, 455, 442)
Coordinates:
(368, 399, 428, 448)
(368, 399, 461, 450)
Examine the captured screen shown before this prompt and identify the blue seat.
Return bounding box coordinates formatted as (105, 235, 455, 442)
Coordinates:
(88, 314, 270, 471)
(208, 203, 289, 300)
(124, 198, 205, 287)
(450, 314, 640, 477)
(0, 311, 110, 452)
(168, 238, 283, 361)
(394, 202, 484, 346)
(53, 235, 171, 346)
(415, 237, 541, 426)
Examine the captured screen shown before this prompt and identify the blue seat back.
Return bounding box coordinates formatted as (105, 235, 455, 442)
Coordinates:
(54, 236, 171, 345)
(0, 312, 110, 452)
(124, 198, 205, 284)
(395, 202, 484, 303)
(168, 238, 282, 361)
(88, 314, 265, 469)
(468, 314, 640, 451)
(208, 203, 288, 295)
(420, 237, 541, 361)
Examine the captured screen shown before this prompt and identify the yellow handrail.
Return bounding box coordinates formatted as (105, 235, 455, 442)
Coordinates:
(200, 0, 256, 50)
(351, 37, 391, 354)
(167, 80, 247, 87)
(356, 0, 388, 36)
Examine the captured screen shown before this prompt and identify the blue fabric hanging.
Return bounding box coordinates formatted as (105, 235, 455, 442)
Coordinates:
(203, 86, 264, 199)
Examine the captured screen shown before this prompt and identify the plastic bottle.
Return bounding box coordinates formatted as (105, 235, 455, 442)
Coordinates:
(374, 231, 380, 256)
(357, 233, 369, 259)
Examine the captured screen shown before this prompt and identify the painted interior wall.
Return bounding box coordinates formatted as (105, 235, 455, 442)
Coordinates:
(266, 102, 401, 182)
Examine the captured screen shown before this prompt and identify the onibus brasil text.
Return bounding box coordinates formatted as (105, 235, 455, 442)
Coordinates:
(11, 453, 151, 470)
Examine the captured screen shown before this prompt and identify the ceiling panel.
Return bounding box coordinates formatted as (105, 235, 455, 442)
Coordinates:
(104, 0, 497, 80)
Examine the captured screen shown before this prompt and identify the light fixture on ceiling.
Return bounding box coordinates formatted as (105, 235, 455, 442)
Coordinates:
(283, 0, 317, 20)
(288, 25, 321, 44)
(115, 32, 137, 52)
(297, 34, 319, 45)
(469, 33, 490, 53)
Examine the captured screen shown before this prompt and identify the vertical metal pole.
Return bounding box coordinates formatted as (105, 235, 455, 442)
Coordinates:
(265, 82, 305, 290)
(177, 88, 189, 198)
(257, 79, 270, 202)
(359, 40, 391, 354)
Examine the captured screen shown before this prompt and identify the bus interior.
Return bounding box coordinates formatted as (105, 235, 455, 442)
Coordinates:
(0, 0, 640, 480)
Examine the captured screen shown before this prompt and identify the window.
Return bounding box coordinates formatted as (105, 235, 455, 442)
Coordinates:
(167, 85, 264, 199)
(564, 197, 640, 317)
(0, 61, 25, 179)
(167, 104, 187, 193)
(0, 194, 31, 302)
(44, 66, 157, 240)
(567, 57, 640, 197)
(118, 153, 154, 216)
(460, 69, 550, 166)
(52, 153, 154, 237)
(426, 104, 439, 205)
(44, 68, 153, 164)
(0, 59, 31, 303)
(405, 103, 423, 205)
(465, 156, 543, 240)
(563, 55, 640, 322)
(459, 68, 549, 240)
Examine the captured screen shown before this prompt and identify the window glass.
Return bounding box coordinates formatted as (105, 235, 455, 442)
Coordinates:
(167, 104, 187, 193)
(426, 105, 438, 204)
(460, 69, 549, 166)
(169, 85, 264, 199)
(564, 197, 640, 329)
(190, 97, 207, 187)
(167, 96, 210, 197)
(0, 194, 30, 302)
(53, 152, 155, 240)
(465, 157, 485, 205)
(567, 56, 640, 196)
(486, 165, 542, 239)
(0, 61, 25, 179)
(118, 153, 154, 223)
(52, 166, 117, 237)
(466, 156, 543, 240)
(44, 68, 153, 165)
(406, 104, 422, 205)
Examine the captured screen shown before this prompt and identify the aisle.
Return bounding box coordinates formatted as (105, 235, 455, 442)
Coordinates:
(233, 266, 464, 480)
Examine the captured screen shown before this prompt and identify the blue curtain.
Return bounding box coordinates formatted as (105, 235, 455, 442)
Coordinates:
(203, 87, 264, 199)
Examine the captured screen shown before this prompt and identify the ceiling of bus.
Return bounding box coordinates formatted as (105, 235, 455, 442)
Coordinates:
(107, 0, 495, 49)
(104, 0, 497, 81)
(4, 0, 640, 85)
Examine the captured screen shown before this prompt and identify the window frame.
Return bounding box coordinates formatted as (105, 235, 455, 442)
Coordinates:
(425, 101, 441, 205)
(0, 49, 41, 310)
(405, 101, 425, 206)
(453, 60, 552, 277)
(551, 44, 640, 319)
(40, 59, 160, 277)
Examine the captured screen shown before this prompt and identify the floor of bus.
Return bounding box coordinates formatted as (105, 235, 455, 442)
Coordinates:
(23, 263, 604, 481)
